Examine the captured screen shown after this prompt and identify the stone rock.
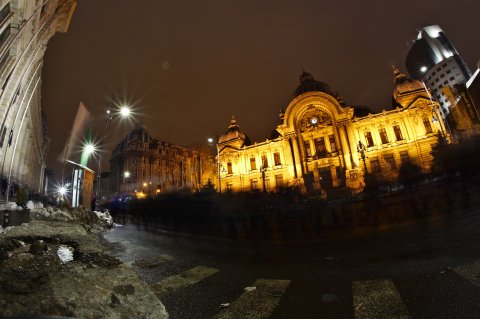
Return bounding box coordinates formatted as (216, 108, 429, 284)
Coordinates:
(0, 218, 168, 318)
(29, 240, 48, 255)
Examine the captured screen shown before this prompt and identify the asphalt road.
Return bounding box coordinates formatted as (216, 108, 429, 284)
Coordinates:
(104, 192, 480, 318)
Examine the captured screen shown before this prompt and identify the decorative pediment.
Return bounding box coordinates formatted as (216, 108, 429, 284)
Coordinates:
(298, 107, 332, 133)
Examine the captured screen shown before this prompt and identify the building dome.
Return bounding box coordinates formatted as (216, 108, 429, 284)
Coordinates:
(392, 66, 425, 100)
(293, 70, 334, 97)
(218, 116, 249, 145)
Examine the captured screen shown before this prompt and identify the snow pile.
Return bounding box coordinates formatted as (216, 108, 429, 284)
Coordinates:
(29, 207, 74, 222)
(26, 201, 43, 210)
(57, 245, 74, 264)
(0, 202, 22, 211)
(93, 210, 113, 228)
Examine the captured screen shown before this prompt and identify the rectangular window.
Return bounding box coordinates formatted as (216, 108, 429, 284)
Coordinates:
(370, 157, 381, 173)
(227, 162, 232, 174)
(273, 152, 281, 166)
(261, 155, 268, 168)
(250, 157, 256, 170)
(0, 26, 11, 51)
(329, 135, 337, 152)
(384, 154, 396, 170)
(314, 137, 326, 156)
(0, 4, 11, 25)
(364, 131, 374, 147)
(423, 117, 433, 134)
(399, 151, 409, 164)
(251, 179, 258, 190)
(304, 141, 312, 157)
(393, 125, 403, 141)
(275, 175, 283, 189)
(227, 183, 233, 190)
(378, 128, 389, 144)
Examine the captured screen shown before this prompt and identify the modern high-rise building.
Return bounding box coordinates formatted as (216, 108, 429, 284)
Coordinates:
(406, 25, 472, 118)
(0, 0, 77, 196)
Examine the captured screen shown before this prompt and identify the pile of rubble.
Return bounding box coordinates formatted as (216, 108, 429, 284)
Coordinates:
(0, 205, 168, 318)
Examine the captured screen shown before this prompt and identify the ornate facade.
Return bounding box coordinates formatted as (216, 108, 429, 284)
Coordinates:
(109, 125, 217, 196)
(0, 0, 77, 194)
(217, 68, 447, 193)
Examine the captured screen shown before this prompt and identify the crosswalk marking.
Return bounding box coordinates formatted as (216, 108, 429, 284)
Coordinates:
(150, 265, 218, 297)
(214, 279, 290, 319)
(133, 254, 175, 267)
(352, 279, 411, 319)
(453, 260, 480, 287)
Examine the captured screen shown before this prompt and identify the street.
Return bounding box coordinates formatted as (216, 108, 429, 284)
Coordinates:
(104, 193, 480, 318)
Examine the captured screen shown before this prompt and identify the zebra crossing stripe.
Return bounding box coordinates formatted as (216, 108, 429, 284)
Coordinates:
(352, 279, 411, 319)
(150, 265, 218, 297)
(453, 260, 480, 287)
(214, 279, 290, 319)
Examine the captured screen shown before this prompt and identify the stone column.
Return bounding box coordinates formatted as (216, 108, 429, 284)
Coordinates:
(337, 124, 352, 170)
(345, 124, 360, 168)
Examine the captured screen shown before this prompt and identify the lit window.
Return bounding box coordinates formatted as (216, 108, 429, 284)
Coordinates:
(364, 131, 374, 147)
(423, 117, 433, 134)
(384, 154, 396, 170)
(273, 152, 281, 166)
(314, 137, 326, 156)
(261, 155, 268, 168)
(250, 157, 256, 170)
(370, 157, 381, 173)
(304, 141, 312, 157)
(251, 179, 258, 190)
(393, 125, 403, 141)
(275, 175, 283, 189)
(400, 151, 409, 164)
(329, 135, 337, 152)
(378, 128, 389, 144)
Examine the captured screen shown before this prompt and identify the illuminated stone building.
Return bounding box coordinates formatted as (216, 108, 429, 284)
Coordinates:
(109, 124, 216, 195)
(0, 0, 77, 194)
(217, 68, 447, 193)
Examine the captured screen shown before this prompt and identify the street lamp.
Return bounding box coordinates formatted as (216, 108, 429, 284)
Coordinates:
(123, 171, 130, 193)
(357, 141, 367, 173)
(96, 102, 132, 204)
(207, 136, 221, 193)
(260, 166, 267, 193)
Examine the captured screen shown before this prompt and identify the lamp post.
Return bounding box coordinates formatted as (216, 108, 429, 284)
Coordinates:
(260, 165, 267, 193)
(123, 171, 130, 194)
(207, 136, 221, 193)
(357, 141, 367, 174)
(96, 103, 131, 205)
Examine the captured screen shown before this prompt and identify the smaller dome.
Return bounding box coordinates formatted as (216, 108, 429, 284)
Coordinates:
(392, 66, 425, 100)
(293, 70, 334, 97)
(219, 116, 247, 144)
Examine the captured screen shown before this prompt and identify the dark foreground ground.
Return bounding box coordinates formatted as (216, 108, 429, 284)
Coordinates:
(104, 179, 480, 318)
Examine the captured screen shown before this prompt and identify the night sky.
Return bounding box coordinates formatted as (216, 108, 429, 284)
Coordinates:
(41, 0, 480, 174)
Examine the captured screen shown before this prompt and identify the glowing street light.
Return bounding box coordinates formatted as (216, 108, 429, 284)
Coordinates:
(58, 186, 67, 196)
(208, 136, 221, 193)
(85, 143, 95, 154)
(123, 171, 131, 193)
(96, 100, 133, 202)
(120, 106, 131, 118)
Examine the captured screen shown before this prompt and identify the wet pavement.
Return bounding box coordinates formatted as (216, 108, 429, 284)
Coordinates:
(104, 188, 480, 318)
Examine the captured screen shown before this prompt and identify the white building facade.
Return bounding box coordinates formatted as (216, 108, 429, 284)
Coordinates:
(0, 0, 76, 195)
